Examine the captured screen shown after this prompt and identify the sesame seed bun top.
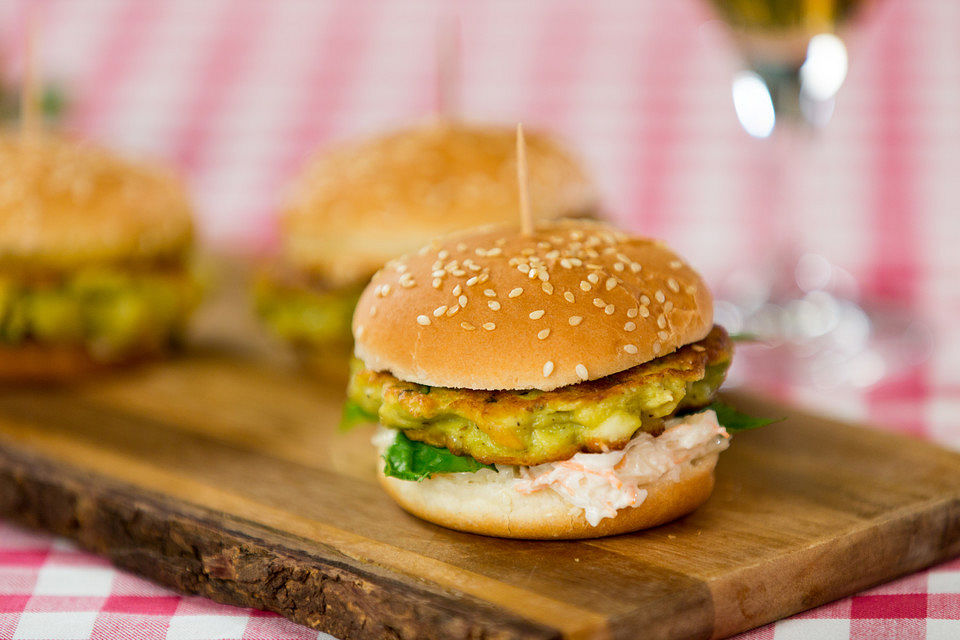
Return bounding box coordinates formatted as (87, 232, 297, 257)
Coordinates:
(0, 132, 193, 271)
(280, 120, 597, 287)
(353, 219, 713, 391)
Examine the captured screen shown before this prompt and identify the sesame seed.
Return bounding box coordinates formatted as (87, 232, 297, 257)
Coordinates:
(478, 273, 490, 284)
(528, 269, 538, 280)
(488, 301, 501, 311)
(593, 297, 605, 308)
(560, 258, 572, 269)
(453, 284, 462, 296)
(518, 264, 530, 273)
(667, 278, 680, 293)
(432, 278, 442, 289)
(400, 280, 416, 289)
(459, 295, 468, 307)
(484, 289, 496, 297)
(575, 364, 589, 380)
(564, 291, 575, 303)
(639, 306, 650, 318)
(356, 325, 365, 337)
(456, 242, 468, 252)
(529, 309, 545, 320)
(432, 270, 445, 278)
(370, 306, 377, 317)
(653, 342, 661, 354)
(606, 278, 617, 291)
(587, 272, 599, 284)
(624, 344, 639, 354)
(452, 269, 466, 277)
(538, 329, 551, 340)
(447, 305, 460, 316)
(624, 321, 636, 332)
(627, 308, 638, 318)
(569, 315, 583, 326)
(543, 361, 555, 377)
(438, 249, 449, 260)
(664, 301, 674, 312)
(579, 281, 592, 292)
(433, 305, 447, 317)
(670, 260, 682, 269)
(630, 263, 642, 273)
(685, 285, 697, 295)
(542, 282, 554, 294)
(487, 247, 502, 256)
(466, 276, 479, 286)
(483, 322, 496, 331)
(614, 262, 625, 272)
(461, 322, 475, 331)
(417, 315, 431, 326)
(659, 330, 670, 340)
(604, 304, 615, 315)
(509, 287, 523, 298)
(657, 315, 667, 328)
(655, 290, 666, 303)
(382, 284, 392, 296)
(640, 295, 650, 305)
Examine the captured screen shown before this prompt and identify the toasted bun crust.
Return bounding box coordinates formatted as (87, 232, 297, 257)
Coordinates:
(280, 121, 597, 286)
(0, 344, 158, 382)
(353, 219, 712, 391)
(0, 132, 193, 270)
(378, 453, 718, 539)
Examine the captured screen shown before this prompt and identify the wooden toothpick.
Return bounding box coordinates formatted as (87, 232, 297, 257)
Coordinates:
(20, 8, 41, 143)
(516, 123, 533, 236)
(435, 12, 461, 119)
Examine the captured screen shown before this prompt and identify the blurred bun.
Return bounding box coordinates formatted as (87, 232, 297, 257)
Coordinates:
(378, 453, 718, 539)
(280, 121, 597, 287)
(0, 132, 193, 270)
(354, 219, 712, 391)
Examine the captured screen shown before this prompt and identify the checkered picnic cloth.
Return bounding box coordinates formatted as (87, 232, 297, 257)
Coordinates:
(1, 0, 958, 637)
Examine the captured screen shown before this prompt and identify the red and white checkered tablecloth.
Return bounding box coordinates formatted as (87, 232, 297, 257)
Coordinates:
(1, 0, 959, 638)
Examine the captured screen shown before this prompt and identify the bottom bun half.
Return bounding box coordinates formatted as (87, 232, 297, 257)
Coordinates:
(378, 452, 719, 540)
(0, 344, 158, 382)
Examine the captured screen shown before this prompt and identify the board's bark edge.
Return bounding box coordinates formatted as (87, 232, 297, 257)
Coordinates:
(0, 445, 561, 640)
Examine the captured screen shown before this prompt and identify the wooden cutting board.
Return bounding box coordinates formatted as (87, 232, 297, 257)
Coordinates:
(0, 272, 958, 640)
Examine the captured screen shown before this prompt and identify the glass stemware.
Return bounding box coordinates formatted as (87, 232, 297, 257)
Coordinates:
(705, 0, 930, 389)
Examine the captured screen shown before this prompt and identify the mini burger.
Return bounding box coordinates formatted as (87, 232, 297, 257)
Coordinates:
(0, 132, 201, 380)
(344, 219, 766, 539)
(255, 121, 597, 361)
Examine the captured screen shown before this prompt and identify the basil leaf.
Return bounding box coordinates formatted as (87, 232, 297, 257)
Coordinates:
(708, 401, 782, 433)
(383, 431, 495, 481)
(339, 399, 378, 432)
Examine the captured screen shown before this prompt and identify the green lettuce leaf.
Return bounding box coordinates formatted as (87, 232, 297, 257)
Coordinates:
(339, 399, 378, 432)
(708, 401, 782, 433)
(383, 431, 496, 481)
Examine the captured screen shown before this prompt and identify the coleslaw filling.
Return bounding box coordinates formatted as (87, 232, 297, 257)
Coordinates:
(513, 409, 729, 525)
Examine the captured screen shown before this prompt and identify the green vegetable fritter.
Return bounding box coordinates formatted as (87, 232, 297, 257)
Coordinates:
(0, 265, 202, 359)
(348, 325, 732, 465)
(254, 274, 363, 349)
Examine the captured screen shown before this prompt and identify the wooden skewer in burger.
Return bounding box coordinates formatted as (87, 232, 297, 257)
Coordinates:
(254, 20, 598, 367)
(344, 126, 766, 539)
(0, 19, 202, 381)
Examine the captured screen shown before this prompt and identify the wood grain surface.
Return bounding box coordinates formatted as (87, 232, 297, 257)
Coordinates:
(0, 266, 957, 639)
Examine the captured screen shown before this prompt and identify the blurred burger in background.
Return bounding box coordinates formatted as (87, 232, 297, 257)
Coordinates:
(254, 120, 598, 369)
(0, 132, 202, 381)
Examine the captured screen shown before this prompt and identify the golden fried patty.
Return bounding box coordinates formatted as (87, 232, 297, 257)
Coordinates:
(348, 325, 732, 465)
(253, 268, 365, 350)
(0, 263, 202, 361)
